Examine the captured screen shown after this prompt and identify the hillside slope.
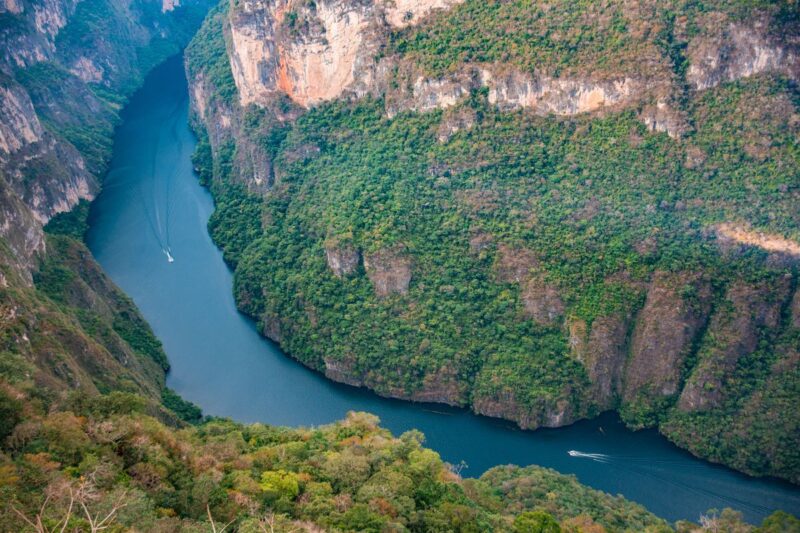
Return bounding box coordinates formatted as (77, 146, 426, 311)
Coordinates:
(187, 0, 800, 483)
(0, 0, 210, 417)
(2, 388, 794, 532)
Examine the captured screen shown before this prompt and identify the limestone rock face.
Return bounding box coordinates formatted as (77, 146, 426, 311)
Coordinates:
(227, 0, 658, 120)
(482, 69, 639, 115)
(364, 248, 412, 296)
(521, 277, 564, 326)
(0, 83, 44, 154)
(472, 386, 577, 431)
(687, 19, 799, 91)
(383, 0, 463, 28)
(406, 364, 467, 405)
(325, 245, 360, 278)
(229, 0, 383, 107)
(639, 100, 689, 139)
(714, 222, 800, 259)
(569, 313, 630, 409)
(623, 271, 713, 406)
(324, 355, 363, 387)
(678, 278, 792, 412)
(0, 179, 45, 280)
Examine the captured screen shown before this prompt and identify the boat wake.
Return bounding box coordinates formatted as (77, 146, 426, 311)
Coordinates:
(568, 450, 610, 462)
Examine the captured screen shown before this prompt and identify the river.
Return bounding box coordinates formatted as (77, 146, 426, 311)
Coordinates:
(85, 55, 800, 524)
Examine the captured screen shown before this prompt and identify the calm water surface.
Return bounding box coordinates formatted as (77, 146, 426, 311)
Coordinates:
(86, 56, 800, 524)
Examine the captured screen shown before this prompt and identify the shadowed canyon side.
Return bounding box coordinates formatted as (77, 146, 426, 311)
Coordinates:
(0, 0, 210, 277)
(187, 0, 800, 484)
(0, 0, 211, 414)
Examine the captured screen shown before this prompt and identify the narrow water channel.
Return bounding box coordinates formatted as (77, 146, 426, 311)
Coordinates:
(86, 55, 800, 524)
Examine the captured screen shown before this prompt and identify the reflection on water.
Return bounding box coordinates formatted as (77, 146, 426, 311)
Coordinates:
(86, 55, 800, 524)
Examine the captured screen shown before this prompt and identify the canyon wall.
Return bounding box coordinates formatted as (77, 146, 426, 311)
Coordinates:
(187, 0, 800, 481)
(0, 0, 208, 277)
(222, 0, 797, 135)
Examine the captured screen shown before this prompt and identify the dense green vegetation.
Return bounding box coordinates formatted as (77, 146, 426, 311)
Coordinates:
(205, 78, 798, 435)
(185, 1, 239, 107)
(2, 388, 792, 532)
(388, 0, 795, 79)
(190, 0, 800, 484)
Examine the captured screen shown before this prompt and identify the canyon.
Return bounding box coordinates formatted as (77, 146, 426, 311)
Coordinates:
(187, 0, 800, 484)
(0, 0, 799, 528)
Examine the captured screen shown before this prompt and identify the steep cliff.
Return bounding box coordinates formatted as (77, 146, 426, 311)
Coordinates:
(188, 0, 800, 482)
(0, 0, 209, 278)
(0, 0, 209, 421)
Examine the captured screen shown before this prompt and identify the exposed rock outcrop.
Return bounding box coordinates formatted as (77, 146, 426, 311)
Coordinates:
(383, 0, 463, 29)
(223, 0, 798, 145)
(404, 364, 467, 405)
(0, 178, 45, 279)
(482, 70, 640, 115)
(639, 100, 689, 139)
(324, 355, 362, 387)
(364, 247, 412, 296)
(228, 0, 383, 107)
(569, 313, 631, 409)
(493, 244, 538, 284)
(325, 244, 361, 278)
(622, 271, 713, 410)
(473, 387, 576, 431)
(227, 0, 647, 117)
(0, 82, 44, 154)
(521, 277, 564, 326)
(492, 245, 563, 326)
(714, 222, 800, 259)
(678, 277, 792, 412)
(687, 19, 799, 91)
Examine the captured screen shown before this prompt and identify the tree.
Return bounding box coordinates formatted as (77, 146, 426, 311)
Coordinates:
(260, 470, 300, 501)
(514, 511, 562, 533)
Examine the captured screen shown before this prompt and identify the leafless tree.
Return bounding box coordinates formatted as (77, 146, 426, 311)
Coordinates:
(207, 504, 235, 533)
(76, 479, 128, 533)
(11, 482, 75, 533)
(255, 513, 302, 533)
(12, 472, 130, 533)
(447, 459, 469, 477)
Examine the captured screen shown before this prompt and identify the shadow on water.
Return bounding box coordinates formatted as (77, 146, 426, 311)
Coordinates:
(86, 55, 800, 524)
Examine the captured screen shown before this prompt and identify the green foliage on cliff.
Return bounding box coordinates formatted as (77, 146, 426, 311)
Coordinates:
(389, 0, 794, 79)
(44, 200, 91, 241)
(185, 1, 239, 106)
(0, 230, 196, 423)
(201, 75, 799, 482)
(189, 0, 800, 484)
(201, 73, 798, 474)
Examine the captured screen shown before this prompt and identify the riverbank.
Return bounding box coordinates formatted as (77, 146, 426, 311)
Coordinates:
(85, 55, 800, 524)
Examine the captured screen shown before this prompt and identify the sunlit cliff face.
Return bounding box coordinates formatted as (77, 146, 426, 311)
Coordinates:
(228, 0, 465, 108)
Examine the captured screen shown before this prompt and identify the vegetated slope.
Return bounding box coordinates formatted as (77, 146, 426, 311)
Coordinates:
(187, 0, 800, 483)
(0, 0, 210, 416)
(3, 386, 795, 533)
